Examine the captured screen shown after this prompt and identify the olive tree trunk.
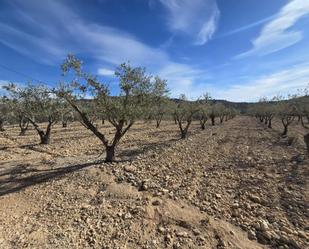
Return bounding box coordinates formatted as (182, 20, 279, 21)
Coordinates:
(27, 117, 55, 145)
(281, 116, 294, 137)
(177, 119, 191, 139)
(0, 119, 4, 132)
(300, 117, 309, 153)
(268, 118, 272, 129)
(38, 121, 53, 144)
(304, 133, 309, 153)
(156, 114, 163, 128)
(19, 116, 29, 136)
(220, 116, 224, 124)
(210, 116, 215, 126)
(105, 145, 116, 163)
(200, 118, 207, 130)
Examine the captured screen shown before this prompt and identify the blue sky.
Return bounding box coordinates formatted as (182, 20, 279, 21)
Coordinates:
(0, 0, 309, 101)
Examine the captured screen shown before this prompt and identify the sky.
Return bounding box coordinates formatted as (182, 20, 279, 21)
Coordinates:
(0, 0, 309, 102)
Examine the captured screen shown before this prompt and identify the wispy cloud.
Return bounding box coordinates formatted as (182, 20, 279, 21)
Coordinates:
(0, 0, 206, 95)
(219, 15, 276, 38)
(158, 0, 220, 45)
(236, 0, 309, 59)
(97, 68, 115, 76)
(158, 63, 208, 97)
(211, 62, 309, 102)
(0, 0, 169, 67)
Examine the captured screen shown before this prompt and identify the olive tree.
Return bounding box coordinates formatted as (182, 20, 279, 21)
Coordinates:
(58, 100, 74, 128)
(275, 97, 296, 136)
(225, 107, 238, 121)
(149, 76, 169, 128)
(59, 54, 166, 162)
(196, 93, 211, 130)
(208, 103, 223, 126)
(4, 83, 60, 144)
(173, 94, 199, 139)
(217, 103, 227, 124)
(0, 92, 30, 135)
(0, 96, 10, 131)
(254, 98, 275, 129)
(11, 99, 30, 136)
(295, 87, 309, 152)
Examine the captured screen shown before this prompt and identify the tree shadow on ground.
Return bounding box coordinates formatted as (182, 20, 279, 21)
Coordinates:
(0, 160, 103, 197)
(0, 143, 60, 157)
(278, 156, 308, 228)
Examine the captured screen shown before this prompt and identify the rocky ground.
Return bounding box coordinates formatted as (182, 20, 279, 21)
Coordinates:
(0, 117, 308, 249)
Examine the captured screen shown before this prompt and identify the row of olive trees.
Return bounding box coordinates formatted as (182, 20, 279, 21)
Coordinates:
(1, 55, 236, 162)
(250, 93, 309, 152)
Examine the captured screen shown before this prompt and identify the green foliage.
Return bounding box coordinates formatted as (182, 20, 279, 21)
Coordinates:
(59, 54, 169, 161)
(5, 83, 60, 123)
(0, 96, 11, 130)
(173, 94, 199, 138)
(60, 57, 162, 125)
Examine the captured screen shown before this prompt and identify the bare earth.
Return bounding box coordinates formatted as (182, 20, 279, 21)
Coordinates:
(0, 117, 308, 249)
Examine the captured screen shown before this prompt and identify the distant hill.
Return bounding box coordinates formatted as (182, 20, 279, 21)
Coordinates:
(78, 95, 309, 115)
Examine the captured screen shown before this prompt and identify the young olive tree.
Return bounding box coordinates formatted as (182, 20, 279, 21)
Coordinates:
(174, 94, 199, 139)
(216, 103, 227, 124)
(295, 87, 309, 152)
(254, 98, 275, 129)
(275, 97, 296, 137)
(208, 103, 222, 126)
(4, 83, 60, 144)
(225, 108, 238, 121)
(11, 99, 30, 136)
(0, 92, 29, 135)
(0, 96, 10, 131)
(149, 76, 169, 128)
(59, 54, 166, 162)
(58, 99, 74, 128)
(196, 93, 211, 130)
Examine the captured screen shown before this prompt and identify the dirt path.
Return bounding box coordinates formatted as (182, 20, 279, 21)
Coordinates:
(0, 117, 308, 248)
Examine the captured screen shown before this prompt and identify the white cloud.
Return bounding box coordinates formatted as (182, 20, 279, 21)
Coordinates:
(210, 63, 309, 102)
(236, 0, 309, 58)
(0, 23, 67, 65)
(158, 0, 220, 45)
(220, 15, 276, 38)
(158, 63, 210, 98)
(97, 68, 115, 76)
(0, 0, 205, 96)
(0, 0, 170, 67)
(0, 80, 10, 92)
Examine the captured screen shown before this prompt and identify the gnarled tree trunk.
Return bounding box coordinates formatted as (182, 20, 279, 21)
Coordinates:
(156, 113, 163, 128)
(220, 116, 224, 124)
(200, 118, 207, 130)
(38, 121, 53, 144)
(282, 125, 288, 136)
(210, 116, 215, 126)
(105, 145, 115, 163)
(281, 116, 294, 137)
(268, 118, 272, 129)
(19, 116, 29, 136)
(27, 116, 55, 145)
(177, 118, 191, 139)
(0, 119, 4, 132)
(304, 133, 309, 153)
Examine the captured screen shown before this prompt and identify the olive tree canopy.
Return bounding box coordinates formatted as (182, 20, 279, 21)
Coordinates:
(59, 54, 168, 162)
(4, 83, 60, 144)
